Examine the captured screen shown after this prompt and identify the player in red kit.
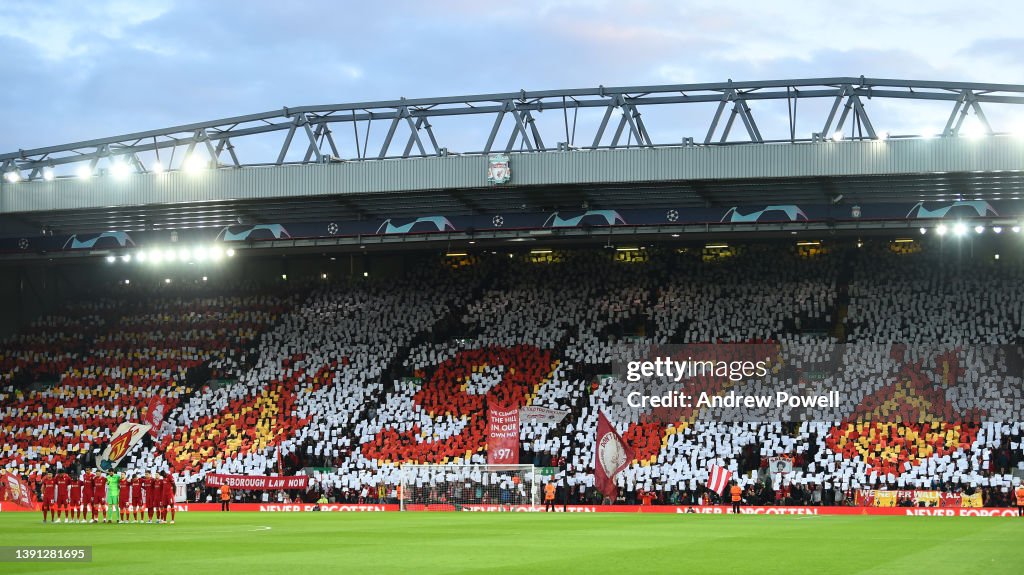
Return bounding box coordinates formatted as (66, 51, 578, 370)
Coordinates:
(41, 472, 56, 523)
(130, 473, 143, 523)
(119, 475, 131, 523)
(91, 472, 106, 523)
(154, 474, 166, 523)
(54, 471, 70, 523)
(82, 471, 94, 523)
(153, 474, 165, 523)
(141, 472, 155, 523)
(163, 473, 177, 524)
(68, 477, 82, 522)
(155, 473, 168, 523)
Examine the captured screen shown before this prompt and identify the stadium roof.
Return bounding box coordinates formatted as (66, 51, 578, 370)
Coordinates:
(1, 77, 1023, 237)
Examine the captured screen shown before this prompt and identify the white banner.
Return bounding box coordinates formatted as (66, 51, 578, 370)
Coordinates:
(768, 456, 793, 487)
(519, 406, 570, 425)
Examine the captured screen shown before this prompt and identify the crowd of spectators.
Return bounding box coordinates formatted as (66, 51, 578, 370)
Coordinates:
(2, 244, 1023, 508)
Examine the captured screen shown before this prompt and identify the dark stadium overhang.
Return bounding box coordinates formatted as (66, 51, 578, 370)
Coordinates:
(2, 170, 1022, 237)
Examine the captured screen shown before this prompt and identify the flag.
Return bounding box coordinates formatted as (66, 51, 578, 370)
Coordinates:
(487, 404, 520, 464)
(594, 411, 633, 501)
(143, 395, 169, 437)
(1, 473, 35, 509)
(707, 464, 732, 495)
(97, 421, 151, 471)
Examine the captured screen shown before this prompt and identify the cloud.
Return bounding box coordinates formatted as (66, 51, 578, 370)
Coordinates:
(1, 0, 1023, 154)
(0, 0, 172, 60)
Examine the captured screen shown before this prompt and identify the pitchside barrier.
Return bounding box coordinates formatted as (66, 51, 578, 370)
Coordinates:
(1, 502, 1019, 516)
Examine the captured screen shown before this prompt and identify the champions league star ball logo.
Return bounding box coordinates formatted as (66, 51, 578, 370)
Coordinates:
(18, 238, 29, 250)
(327, 222, 339, 235)
(492, 215, 504, 227)
(598, 433, 627, 477)
(666, 209, 679, 222)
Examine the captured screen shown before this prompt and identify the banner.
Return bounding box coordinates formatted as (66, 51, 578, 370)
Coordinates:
(873, 491, 898, 507)
(519, 406, 570, 425)
(856, 489, 976, 508)
(961, 492, 984, 508)
(1, 473, 34, 509)
(487, 405, 520, 464)
(1, 501, 1020, 515)
(768, 456, 793, 487)
(594, 411, 633, 501)
(97, 422, 151, 471)
(204, 474, 310, 490)
(916, 491, 941, 507)
(143, 396, 169, 437)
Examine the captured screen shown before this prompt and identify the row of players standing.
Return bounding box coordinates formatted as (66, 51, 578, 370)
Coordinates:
(39, 470, 178, 524)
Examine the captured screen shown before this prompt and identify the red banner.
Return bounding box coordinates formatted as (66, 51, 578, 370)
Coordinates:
(204, 474, 309, 490)
(144, 396, 169, 437)
(487, 405, 520, 464)
(1, 473, 34, 509)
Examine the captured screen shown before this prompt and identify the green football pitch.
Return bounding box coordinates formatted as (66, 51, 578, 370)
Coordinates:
(1, 512, 1023, 574)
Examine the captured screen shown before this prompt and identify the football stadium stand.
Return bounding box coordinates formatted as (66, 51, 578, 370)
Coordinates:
(1, 242, 1022, 508)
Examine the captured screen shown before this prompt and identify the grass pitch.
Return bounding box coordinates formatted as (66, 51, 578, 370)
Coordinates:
(2, 512, 1023, 574)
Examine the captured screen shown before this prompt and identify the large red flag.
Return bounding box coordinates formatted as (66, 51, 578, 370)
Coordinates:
(487, 405, 520, 464)
(594, 411, 633, 501)
(1, 473, 35, 509)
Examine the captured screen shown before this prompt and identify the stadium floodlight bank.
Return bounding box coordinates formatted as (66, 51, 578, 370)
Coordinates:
(399, 464, 539, 511)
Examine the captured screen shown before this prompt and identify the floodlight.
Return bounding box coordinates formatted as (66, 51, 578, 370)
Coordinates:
(110, 160, 131, 179)
(184, 154, 206, 173)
